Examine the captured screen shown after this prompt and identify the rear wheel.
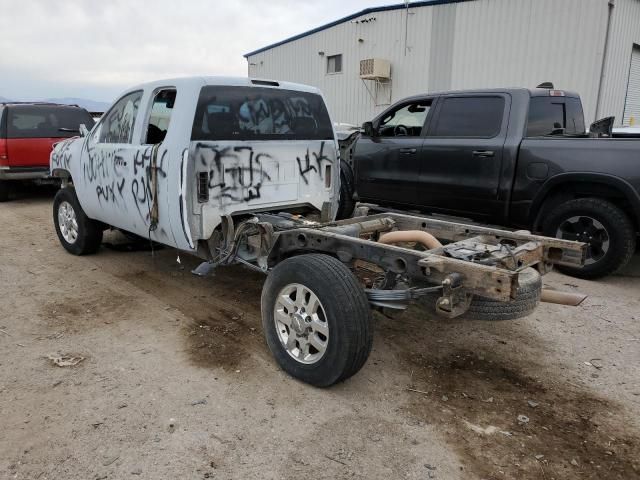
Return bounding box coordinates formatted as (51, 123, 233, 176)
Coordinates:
(542, 198, 635, 279)
(261, 254, 373, 387)
(53, 187, 103, 255)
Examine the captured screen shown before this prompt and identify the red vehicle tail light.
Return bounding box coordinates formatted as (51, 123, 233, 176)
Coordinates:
(0, 139, 8, 166)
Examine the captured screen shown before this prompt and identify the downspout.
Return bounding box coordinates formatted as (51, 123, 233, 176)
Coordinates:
(404, 0, 409, 56)
(594, 0, 615, 122)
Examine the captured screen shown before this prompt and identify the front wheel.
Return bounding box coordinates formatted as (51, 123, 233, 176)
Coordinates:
(542, 198, 636, 279)
(261, 254, 373, 387)
(53, 187, 104, 255)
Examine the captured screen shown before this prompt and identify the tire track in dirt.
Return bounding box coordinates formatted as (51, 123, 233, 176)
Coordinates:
(379, 310, 640, 480)
(86, 248, 268, 371)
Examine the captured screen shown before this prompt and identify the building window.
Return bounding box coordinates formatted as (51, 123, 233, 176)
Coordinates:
(327, 54, 342, 74)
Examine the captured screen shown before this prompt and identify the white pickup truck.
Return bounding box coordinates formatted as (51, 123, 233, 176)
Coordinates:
(50, 77, 585, 387)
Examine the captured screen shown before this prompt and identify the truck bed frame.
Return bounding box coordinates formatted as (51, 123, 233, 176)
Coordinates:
(201, 207, 586, 318)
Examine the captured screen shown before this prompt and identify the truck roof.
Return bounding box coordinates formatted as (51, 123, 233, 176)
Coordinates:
(0, 101, 83, 108)
(123, 76, 324, 96)
(401, 87, 580, 102)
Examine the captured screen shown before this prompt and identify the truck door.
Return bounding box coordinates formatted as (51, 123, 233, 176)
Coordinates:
(419, 94, 509, 218)
(78, 88, 177, 245)
(355, 99, 432, 207)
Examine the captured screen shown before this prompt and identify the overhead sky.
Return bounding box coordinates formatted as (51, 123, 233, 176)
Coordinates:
(0, 0, 401, 102)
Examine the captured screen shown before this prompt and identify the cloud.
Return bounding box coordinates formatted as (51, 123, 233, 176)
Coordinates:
(0, 0, 393, 102)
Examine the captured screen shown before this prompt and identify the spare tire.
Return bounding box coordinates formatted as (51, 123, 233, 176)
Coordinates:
(420, 267, 542, 321)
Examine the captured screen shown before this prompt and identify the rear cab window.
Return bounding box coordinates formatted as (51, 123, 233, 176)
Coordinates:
(7, 105, 95, 139)
(429, 96, 506, 138)
(191, 86, 334, 141)
(526, 97, 586, 137)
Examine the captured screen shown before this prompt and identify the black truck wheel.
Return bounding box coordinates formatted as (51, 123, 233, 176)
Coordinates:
(419, 267, 542, 321)
(261, 254, 373, 387)
(0, 180, 10, 202)
(542, 198, 636, 279)
(53, 187, 103, 255)
(335, 160, 356, 220)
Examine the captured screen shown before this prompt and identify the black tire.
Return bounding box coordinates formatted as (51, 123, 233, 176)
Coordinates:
(542, 198, 636, 279)
(420, 267, 542, 321)
(0, 180, 10, 202)
(335, 160, 356, 220)
(261, 254, 373, 387)
(53, 187, 103, 255)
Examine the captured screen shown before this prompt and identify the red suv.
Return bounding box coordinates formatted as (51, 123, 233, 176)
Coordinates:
(0, 102, 95, 201)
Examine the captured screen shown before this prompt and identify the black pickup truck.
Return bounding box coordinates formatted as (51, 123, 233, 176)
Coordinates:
(349, 87, 639, 278)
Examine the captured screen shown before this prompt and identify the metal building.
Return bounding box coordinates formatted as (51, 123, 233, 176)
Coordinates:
(245, 0, 640, 127)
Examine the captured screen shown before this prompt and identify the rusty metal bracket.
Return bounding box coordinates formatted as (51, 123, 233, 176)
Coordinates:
(435, 273, 473, 318)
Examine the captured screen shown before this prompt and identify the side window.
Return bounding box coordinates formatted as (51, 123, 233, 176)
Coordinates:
(98, 91, 143, 144)
(378, 101, 431, 137)
(526, 97, 586, 137)
(430, 97, 505, 138)
(145, 89, 176, 144)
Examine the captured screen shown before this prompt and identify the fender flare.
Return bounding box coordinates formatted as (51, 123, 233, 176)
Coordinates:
(530, 172, 640, 228)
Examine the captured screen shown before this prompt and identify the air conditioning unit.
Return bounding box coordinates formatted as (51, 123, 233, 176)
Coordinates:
(359, 58, 391, 80)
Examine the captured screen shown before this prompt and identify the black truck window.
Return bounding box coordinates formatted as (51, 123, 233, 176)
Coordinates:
(378, 101, 431, 137)
(526, 97, 586, 137)
(430, 96, 505, 138)
(191, 86, 334, 141)
(7, 105, 95, 139)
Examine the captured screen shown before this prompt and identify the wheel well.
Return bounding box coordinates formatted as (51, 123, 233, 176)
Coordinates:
(52, 169, 73, 184)
(533, 182, 638, 231)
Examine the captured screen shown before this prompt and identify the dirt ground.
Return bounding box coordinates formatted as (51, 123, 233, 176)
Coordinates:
(1, 191, 639, 480)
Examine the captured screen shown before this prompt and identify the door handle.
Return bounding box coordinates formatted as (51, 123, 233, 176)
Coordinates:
(472, 150, 495, 158)
(399, 148, 417, 154)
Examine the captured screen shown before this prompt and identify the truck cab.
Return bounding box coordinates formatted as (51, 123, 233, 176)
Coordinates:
(51, 77, 339, 254)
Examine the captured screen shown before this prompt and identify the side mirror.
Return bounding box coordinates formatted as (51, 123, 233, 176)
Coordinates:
(79, 124, 89, 137)
(362, 121, 376, 137)
(589, 116, 614, 138)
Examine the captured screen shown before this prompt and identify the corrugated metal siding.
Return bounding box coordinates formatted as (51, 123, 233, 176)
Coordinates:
(623, 45, 640, 125)
(247, 0, 637, 126)
(599, 0, 640, 125)
(249, 6, 436, 124)
(450, 0, 607, 123)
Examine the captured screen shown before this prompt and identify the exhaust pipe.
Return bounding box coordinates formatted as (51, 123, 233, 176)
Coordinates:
(378, 230, 443, 250)
(540, 289, 587, 306)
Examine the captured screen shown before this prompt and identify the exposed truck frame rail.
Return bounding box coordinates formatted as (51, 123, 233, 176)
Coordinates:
(202, 208, 585, 319)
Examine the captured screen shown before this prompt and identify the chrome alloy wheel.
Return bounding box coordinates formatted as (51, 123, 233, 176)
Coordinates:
(556, 216, 610, 266)
(274, 283, 329, 365)
(58, 201, 79, 244)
